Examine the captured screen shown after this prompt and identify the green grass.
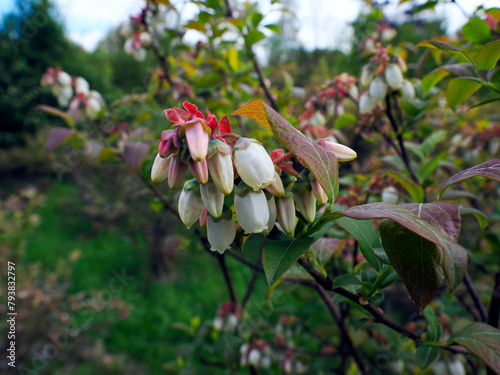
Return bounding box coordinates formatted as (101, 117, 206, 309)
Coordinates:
(23, 180, 267, 374)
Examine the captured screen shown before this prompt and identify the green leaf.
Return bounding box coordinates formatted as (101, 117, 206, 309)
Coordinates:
(228, 47, 239, 72)
(311, 237, 344, 266)
(383, 170, 424, 203)
(233, 101, 339, 202)
(420, 130, 448, 158)
(423, 305, 441, 342)
(334, 113, 357, 129)
(469, 97, 500, 109)
(250, 12, 264, 28)
(245, 29, 266, 46)
(463, 18, 492, 45)
(422, 69, 450, 92)
(446, 78, 482, 110)
(333, 274, 369, 289)
(262, 237, 315, 285)
(419, 150, 447, 181)
(438, 159, 500, 200)
(331, 202, 468, 312)
(416, 346, 439, 370)
(456, 204, 489, 230)
(450, 323, 500, 373)
(264, 24, 280, 33)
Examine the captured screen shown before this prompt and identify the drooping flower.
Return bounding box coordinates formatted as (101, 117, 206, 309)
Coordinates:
(359, 93, 375, 114)
(151, 153, 170, 183)
(369, 77, 387, 102)
(178, 179, 205, 228)
(317, 138, 357, 162)
(207, 208, 236, 254)
(200, 180, 225, 218)
(233, 138, 275, 191)
(207, 140, 234, 195)
(400, 80, 415, 102)
(381, 186, 399, 204)
(385, 63, 404, 89)
(234, 183, 269, 234)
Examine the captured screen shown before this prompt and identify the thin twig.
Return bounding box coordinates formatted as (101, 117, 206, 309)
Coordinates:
(251, 54, 278, 112)
(217, 253, 238, 303)
(488, 271, 500, 328)
(463, 272, 488, 323)
(224, 0, 233, 18)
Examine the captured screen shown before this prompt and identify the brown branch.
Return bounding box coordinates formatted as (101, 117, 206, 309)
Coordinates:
(463, 272, 488, 323)
(224, 0, 233, 18)
(251, 54, 278, 112)
(313, 282, 371, 374)
(217, 252, 238, 303)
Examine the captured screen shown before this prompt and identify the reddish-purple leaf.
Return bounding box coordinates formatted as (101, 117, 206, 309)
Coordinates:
(331, 202, 468, 311)
(234, 100, 339, 201)
(311, 238, 344, 265)
(438, 159, 500, 200)
(123, 142, 151, 173)
(45, 127, 76, 151)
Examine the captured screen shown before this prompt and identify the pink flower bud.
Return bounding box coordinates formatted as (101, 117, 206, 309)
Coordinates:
(183, 119, 210, 162)
(277, 192, 296, 235)
(159, 129, 180, 158)
(265, 171, 285, 197)
(201, 180, 225, 218)
(235, 185, 269, 234)
(311, 178, 328, 205)
(359, 93, 375, 114)
(207, 210, 236, 254)
(178, 180, 205, 228)
(233, 138, 275, 191)
(385, 63, 404, 89)
(293, 181, 317, 223)
(207, 140, 234, 195)
(369, 77, 387, 102)
(151, 153, 170, 183)
(189, 158, 209, 184)
(317, 138, 357, 162)
(199, 208, 208, 228)
(168, 154, 189, 189)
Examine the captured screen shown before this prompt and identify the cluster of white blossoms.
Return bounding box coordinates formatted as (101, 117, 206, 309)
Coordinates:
(358, 47, 415, 114)
(151, 101, 357, 254)
(119, 14, 152, 61)
(41, 68, 105, 120)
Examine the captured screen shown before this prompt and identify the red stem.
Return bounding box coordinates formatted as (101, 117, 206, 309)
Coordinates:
(273, 151, 294, 165)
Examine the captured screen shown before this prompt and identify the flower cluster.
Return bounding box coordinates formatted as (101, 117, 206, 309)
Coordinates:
(152, 101, 357, 254)
(358, 45, 415, 115)
(119, 13, 152, 61)
(41, 67, 105, 120)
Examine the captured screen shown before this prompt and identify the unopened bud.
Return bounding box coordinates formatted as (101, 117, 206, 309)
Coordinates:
(277, 191, 296, 235)
(189, 158, 209, 184)
(265, 171, 285, 197)
(318, 138, 357, 162)
(178, 180, 205, 228)
(151, 153, 170, 182)
(381, 186, 399, 204)
(201, 180, 225, 218)
(311, 178, 328, 205)
(168, 154, 189, 190)
(183, 119, 210, 162)
(293, 180, 317, 223)
(207, 140, 234, 195)
(199, 208, 208, 228)
(263, 194, 277, 235)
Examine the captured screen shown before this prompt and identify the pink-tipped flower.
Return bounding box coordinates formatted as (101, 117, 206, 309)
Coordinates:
(207, 140, 234, 195)
(178, 179, 205, 228)
(159, 129, 181, 158)
(183, 119, 211, 162)
(369, 77, 387, 102)
(265, 171, 285, 197)
(200, 180, 225, 218)
(318, 138, 357, 162)
(263, 193, 277, 236)
(233, 138, 275, 191)
(189, 158, 209, 184)
(235, 183, 269, 234)
(168, 154, 189, 190)
(311, 178, 328, 205)
(151, 153, 170, 183)
(207, 208, 236, 254)
(199, 208, 208, 228)
(385, 63, 404, 89)
(293, 180, 317, 223)
(277, 191, 296, 235)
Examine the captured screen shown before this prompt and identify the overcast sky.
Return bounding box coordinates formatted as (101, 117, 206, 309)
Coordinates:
(0, 0, 498, 51)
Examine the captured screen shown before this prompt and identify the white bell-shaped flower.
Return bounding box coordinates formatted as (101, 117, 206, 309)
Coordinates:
(178, 179, 205, 228)
(207, 209, 236, 254)
(151, 153, 170, 183)
(207, 140, 234, 195)
(348, 84, 359, 100)
(139, 31, 152, 46)
(235, 184, 269, 234)
(381, 186, 399, 204)
(247, 349, 261, 367)
(75, 77, 90, 95)
(200, 180, 225, 218)
(263, 193, 277, 235)
(57, 85, 73, 107)
(369, 77, 387, 102)
(57, 71, 72, 87)
(233, 138, 275, 191)
(359, 93, 375, 114)
(385, 63, 404, 89)
(400, 80, 415, 102)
